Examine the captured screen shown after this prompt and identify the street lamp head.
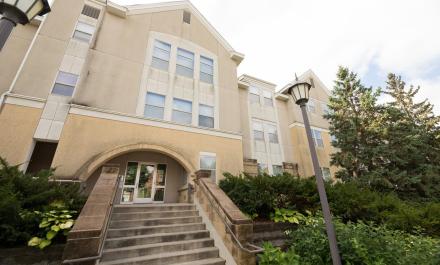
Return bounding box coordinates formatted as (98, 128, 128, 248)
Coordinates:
(286, 79, 312, 106)
(0, 0, 51, 25)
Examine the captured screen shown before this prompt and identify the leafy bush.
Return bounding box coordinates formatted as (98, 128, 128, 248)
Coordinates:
(270, 208, 307, 224)
(0, 157, 85, 247)
(289, 216, 440, 265)
(258, 242, 300, 265)
(220, 173, 440, 237)
(28, 209, 77, 249)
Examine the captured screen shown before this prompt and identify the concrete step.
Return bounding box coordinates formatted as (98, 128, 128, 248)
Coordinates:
(101, 238, 214, 261)
(110, 216, 203, 229)
(105, 230, 211, 249)
(99, 247, 220, 265)
(177, 258, 226, 265)
(107, 223, 206, 238)
(111, 210, 199, 221)
(113, 204, 196, 213)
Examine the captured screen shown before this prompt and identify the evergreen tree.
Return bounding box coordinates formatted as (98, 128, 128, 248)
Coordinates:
(326, 67, 383, 182)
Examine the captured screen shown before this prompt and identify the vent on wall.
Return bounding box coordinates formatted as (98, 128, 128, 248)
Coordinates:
(183, 10, 191, 24)
(82, 5, 101, 19)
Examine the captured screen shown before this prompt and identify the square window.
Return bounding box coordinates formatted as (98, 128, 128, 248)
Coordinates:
(51, 71, 78, 97)
(152, 40, 171, 71)
(144, 92, 165, 119)
(73, 21, 95, 43)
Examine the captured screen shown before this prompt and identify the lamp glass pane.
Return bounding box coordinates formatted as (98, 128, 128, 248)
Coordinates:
(17, 0, 34, 12)
(26, 1, 44, 20)
(4, 0, 17, 5)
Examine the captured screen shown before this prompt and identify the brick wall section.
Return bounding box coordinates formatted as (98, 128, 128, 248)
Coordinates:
(62, 166, 120, 265)
(195, 170, 257, 265)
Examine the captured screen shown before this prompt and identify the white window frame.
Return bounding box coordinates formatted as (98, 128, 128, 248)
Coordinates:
(172, 98, 192, 125)
(144, 92, 166, 120)
(73, 21, 95, 43)
(176, 48, 194, 78)
(151, 39, 171, 71)
(199, 152, 216, 182)
(200, 55, 214, 84)
(198, 104, 214, 128)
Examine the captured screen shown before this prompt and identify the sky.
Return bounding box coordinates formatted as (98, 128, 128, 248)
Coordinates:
(114, 0, 440, 113)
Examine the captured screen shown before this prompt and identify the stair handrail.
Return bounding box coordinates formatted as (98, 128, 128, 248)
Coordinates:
(196, 178, 263, 254)
(62, 174, 123, 264)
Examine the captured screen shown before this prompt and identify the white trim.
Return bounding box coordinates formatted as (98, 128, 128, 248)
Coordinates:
(288, 122, 330, 133)
(69, 104, 242, 140)
(4, 94, 45, 109)
(200, 152, 216, 157)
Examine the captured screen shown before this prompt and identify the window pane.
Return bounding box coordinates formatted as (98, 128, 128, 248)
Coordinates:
(200, 62, 213, 75)
(258, 163, 268, 175)
(200, 155, 216, 170)
(144, 105, 164, 119)
(307, 99, 316, 112)
(199, 115, 214, 128)
(153, 188, 165, 201)
(177, 55, 194, 68)
(253, 122, 263, 131)
(269, 133, 278, 143)
(249, 93, 260, 104)
(200, 56, 213, 67)
(200, 72, 213, 84)
(156, 164, 167, 186)
(321, 167, 331, 181)
(146, 92, 165, 107)
(254, 130, 264, 141)
(76, 22, 95, 34)
(173, 98, 192, 112)
(125, 162, 138, 185)
(56, 72, 78, 86)
(153, 46, 171, 61)
(121, 188, 134, 202)
(249, 86, 259, 95)
(199, 104, 214, 117)
(52, 83, 74, 96)
(263, 91, 272, 98)
(177, 48, 194, 60)
(176, 65, 193, 78)
(155, 40, 171, 52)
(151, 58, 169, 71)
(273, 165, 283, 175)
(264, 97, 273, 107)
(172, 110, 192, 124)
(73, 30, 92, 42)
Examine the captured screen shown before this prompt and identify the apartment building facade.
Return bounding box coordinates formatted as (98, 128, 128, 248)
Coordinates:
(0, 0, 336, 205)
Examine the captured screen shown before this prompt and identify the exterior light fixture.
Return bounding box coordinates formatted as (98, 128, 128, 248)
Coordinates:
(284, 74, 342, 265)
(0, 0, 51, 50)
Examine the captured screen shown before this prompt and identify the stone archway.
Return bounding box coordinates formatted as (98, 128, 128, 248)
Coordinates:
(75, 143, 196, 181)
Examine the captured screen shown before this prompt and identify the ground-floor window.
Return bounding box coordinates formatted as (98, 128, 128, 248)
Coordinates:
(321, 167, 331, 181)
(199, 152, 216, 182)
(26, 141, 58, 174)
(272, 165, 283, 175)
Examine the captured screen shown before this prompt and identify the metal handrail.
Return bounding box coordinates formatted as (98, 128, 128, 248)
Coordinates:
(197, 179, 263, 254)
(63, 174, 123, 264)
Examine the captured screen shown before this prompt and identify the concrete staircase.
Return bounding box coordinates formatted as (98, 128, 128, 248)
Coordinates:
(99, 203, 225, 265)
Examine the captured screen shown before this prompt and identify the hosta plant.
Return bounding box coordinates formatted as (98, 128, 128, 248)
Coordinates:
(270, 208, 307, 224)
(28, 209, 76, 249)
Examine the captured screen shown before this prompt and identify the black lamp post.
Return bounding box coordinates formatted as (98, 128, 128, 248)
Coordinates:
(0, 0, 51, 50)
(285, 76, 342, 265)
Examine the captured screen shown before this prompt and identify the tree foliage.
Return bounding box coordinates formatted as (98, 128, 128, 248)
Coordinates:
(327, 67, 440, 199)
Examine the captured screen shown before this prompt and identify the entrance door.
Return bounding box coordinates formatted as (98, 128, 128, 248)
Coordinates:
(121, 162, 156, 203)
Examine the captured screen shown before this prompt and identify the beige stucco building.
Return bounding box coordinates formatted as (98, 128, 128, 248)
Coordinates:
(0, 0, 336, 204)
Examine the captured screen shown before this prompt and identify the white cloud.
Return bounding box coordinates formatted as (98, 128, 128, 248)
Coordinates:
(114, 0, 440, 114)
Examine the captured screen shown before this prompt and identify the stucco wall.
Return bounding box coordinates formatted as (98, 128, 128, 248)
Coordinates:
(0, 104, 41, 166)
(52, 113, 244, 180)
(0, 24, 37, 95)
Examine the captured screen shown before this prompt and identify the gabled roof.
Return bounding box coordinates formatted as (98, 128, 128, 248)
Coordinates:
(278, 69, 331, 96)
(107, 0, 244, 64)
(238, 74, 277, 90)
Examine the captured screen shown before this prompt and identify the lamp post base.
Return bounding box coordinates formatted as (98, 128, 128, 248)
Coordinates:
(0, 17, 16, 51)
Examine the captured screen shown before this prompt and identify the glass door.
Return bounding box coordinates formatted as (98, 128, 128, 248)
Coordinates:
(121, 162, 167, 203)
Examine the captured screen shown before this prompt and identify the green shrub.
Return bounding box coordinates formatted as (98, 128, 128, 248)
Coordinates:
(289, 216, 440, 265)
(258, 242, 300, 265)
(270, 208, 307, 224)
(220, 173, 440, 237)
(0, 157, 85, 247)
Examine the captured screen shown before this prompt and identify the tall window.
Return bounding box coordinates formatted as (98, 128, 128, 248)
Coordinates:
(200, 153, 216, 182)
(172, 98, 192, 124)
(267, 124, 279, 143)
(321, 167, 331, 181)
(307, 99, 316, 113)
(253, 122, 264, 141)
(151, 40, 171, 71)
(176, 48, 194, 78)
(73, 21, 95, 43)
(312, 129, 324, 147)
(263, 91, 273, 107)
(200, 56, 214, 84)
(144, 92, 165, 119)
(51, 71, 78, 97)
(258, 163, 268, 175)
(199, 104, 214, 128)
(249, 86, 260, 104)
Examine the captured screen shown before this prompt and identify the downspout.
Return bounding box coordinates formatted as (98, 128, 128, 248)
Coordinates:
(0, 15, 47, 110)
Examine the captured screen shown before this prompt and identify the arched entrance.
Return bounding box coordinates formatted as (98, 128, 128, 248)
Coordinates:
(77, 143, 196, 203)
